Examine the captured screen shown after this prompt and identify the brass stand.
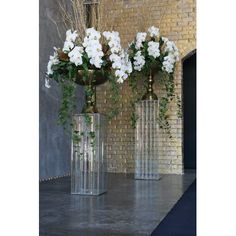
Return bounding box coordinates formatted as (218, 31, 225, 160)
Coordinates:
(76, 69, 108, 113)
(141, 71, 158, 101)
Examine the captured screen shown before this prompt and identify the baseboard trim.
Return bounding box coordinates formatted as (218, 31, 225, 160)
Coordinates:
(39, 172, 71, 182)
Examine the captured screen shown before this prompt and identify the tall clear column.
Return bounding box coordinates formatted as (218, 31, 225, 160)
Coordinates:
(71, 113, 107, 195)
(135, 100, 160, 180)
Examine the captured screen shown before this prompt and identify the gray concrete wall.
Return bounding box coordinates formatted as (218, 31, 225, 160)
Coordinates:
(39, 0, 84, 180)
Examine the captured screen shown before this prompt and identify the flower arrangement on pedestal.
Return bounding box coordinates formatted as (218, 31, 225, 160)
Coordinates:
(45, 24, 181, 138)
(128, 26, 181, 136)
(45, 27, 132, 130)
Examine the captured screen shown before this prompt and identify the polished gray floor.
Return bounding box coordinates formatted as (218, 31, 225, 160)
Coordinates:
(40, 171, 196, 236)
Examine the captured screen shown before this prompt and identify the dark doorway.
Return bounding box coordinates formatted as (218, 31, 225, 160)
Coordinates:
(183, 50, 196, 169)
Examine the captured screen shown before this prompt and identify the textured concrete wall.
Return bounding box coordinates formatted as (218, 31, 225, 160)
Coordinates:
(96, 0, 196, 174)
(39, 0, 84, 180)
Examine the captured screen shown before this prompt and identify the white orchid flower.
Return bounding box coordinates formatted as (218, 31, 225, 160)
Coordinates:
(148, 26, 160, 37)
(66, 29, 78, 42)
(45, 77, 51, 88)
(133, 51, 145, 71)
(63, 41, 74, 52)
(68, 46, 84, 66)
(147, 41, 160, 58)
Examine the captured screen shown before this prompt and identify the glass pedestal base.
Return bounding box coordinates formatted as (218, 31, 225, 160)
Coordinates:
(71, 113, 107, 195)
(135, 101, 160, 180)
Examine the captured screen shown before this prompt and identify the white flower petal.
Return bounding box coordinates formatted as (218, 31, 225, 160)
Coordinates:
(148, 26, 159, 37)
(45, 78, 51, 88)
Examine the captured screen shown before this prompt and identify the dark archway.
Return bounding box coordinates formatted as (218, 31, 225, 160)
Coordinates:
(183, 50, 196, 170)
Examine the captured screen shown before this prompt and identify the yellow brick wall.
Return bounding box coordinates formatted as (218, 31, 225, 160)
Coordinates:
(97, 0, 196, 174)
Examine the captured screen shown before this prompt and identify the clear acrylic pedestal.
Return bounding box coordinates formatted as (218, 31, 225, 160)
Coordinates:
(71, 113, 107, 195)
(135, 100, 160, 180)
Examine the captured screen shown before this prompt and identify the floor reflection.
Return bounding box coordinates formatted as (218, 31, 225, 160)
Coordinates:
(40, 172, 196, 236)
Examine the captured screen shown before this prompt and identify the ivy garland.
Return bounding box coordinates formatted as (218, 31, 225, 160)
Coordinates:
(49, 60, 121, 152)
(50, 54, 181, 142)
(107, 75, 121, 120)
(127, 30, 181, 138)
(128, 71, 181, 139)
(158, 72, 175, 138)
(47, 27, 182, 148)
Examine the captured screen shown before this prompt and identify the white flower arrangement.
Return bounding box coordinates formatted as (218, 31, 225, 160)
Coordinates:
(162, 38, 179, 73)
(63, 29, 78, 52)
(135, 32, 147, 50)
(68, 46, 83, 66)
(127, 26, 180, 134)
(103, 31, 132, 83)
(45, 47, 59, 88)
(46, 48, 59, 76)
(147, 41, 160, 59)
(133, 51, 145, 71)
(45, 26, 181, 133)
(148, 26, 160, 37)
(83, 28, 103, 68)
(128, 26, 179, 74)
(46, 27, 133, 88)
(46, 26, 179, 88)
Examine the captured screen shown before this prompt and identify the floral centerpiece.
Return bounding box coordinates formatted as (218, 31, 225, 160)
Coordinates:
(128, 26, 180, 135)
(45, 27, 132, 128)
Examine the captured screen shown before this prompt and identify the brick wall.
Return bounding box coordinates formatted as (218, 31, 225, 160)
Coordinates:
(97, 0, 196, 174)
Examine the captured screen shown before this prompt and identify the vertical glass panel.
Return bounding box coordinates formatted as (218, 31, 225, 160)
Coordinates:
(135, 101, 160, 180)
(71, 114, 107, 195)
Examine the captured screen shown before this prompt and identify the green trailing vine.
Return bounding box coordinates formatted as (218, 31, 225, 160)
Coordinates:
(157, 72, 175, 137)
(51, 61, 78, 131)
(52, 58, 180, 142)
(177, 94, 182, 119)
(83, 113, 96, 152)
(89, 131, 96, 151)
(47, 26, 182, 152)
(128, 71, 181, 139)
(127, 38, 181, 138)
(158, 97, 171, 137)
(128, 73, 147, 129)
(107, 75, 121, 120)
(58, 81, 77, 129)
(50, 61, 121, 153)
(46, 28, 134, 160)
(72, 131, 82, 145)
(84, 112, 92, 126)
(126, 26, 182, 139)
